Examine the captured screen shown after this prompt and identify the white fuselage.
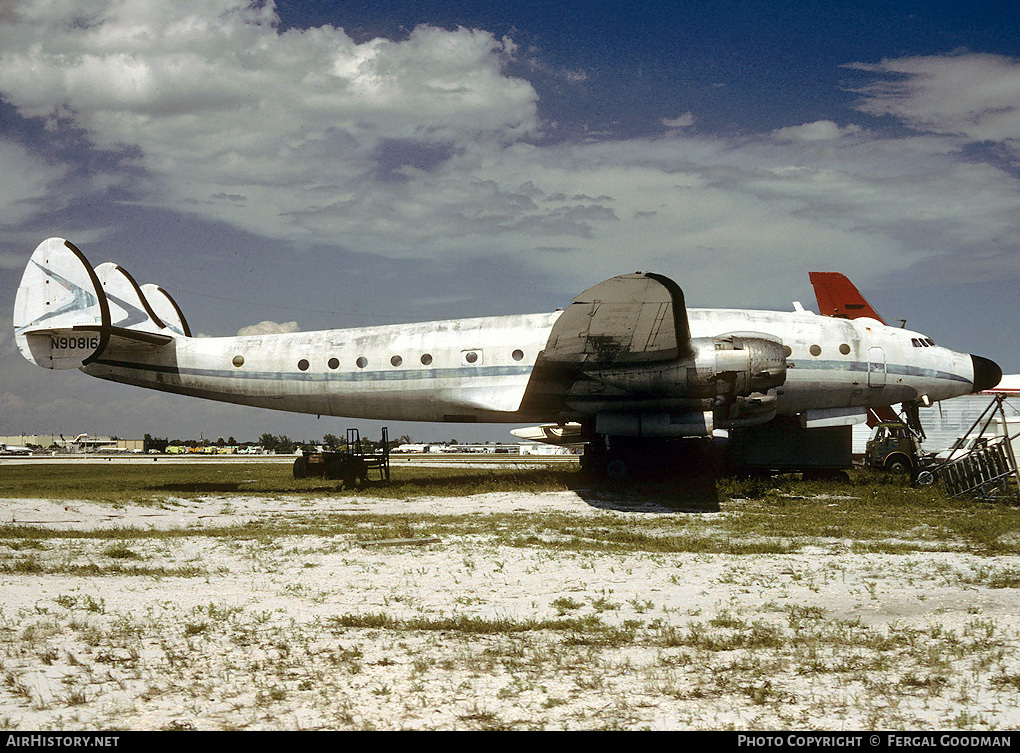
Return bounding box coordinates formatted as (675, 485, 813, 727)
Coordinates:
(82, 307, 978, 424)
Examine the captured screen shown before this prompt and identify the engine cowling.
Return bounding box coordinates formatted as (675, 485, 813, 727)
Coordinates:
(586, 333, 787, 437)
(586, 332, 787, 401)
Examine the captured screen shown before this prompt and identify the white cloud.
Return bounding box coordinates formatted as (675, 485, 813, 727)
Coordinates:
(661, 112, 695, 130)
(0, 139, 67, 229)
(848, 53, 1020, 151)
(771, 120, 863, 142)
(237, 320, 299, 336)
(0, 0, 538, 242)
(1, 3, 1020, 299)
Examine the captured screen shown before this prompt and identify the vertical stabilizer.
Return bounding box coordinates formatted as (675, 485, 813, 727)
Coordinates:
(809, 271, 886, 324)
(95, 262, 167, 335)
(140, 283, 192, 337)
(13, 238, 110, 369)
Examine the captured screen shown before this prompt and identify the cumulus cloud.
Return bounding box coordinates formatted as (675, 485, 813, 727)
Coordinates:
(771, 120, 864, 142)
(0, 0, 538, 244)
(237, 320, 300, 336)
(1, 2, 1020, 299)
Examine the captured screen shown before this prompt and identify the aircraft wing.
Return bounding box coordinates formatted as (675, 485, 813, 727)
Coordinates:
(542, 272, 692, 365)
(520, 272, 693, 415)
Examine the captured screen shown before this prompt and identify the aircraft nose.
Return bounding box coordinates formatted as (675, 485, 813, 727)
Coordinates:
(971, 354, 1003, 393)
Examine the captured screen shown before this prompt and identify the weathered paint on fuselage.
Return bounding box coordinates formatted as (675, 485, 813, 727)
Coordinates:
(84, 313, 562, 422)
(81, 305, 978, 424)
(687, 309, 974, 413)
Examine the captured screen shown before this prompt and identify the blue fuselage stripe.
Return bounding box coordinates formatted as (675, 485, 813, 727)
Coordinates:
(788, 359, 970, 385)
(93, 358, 534, 383)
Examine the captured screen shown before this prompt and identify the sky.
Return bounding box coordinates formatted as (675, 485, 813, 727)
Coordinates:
(2, 0, 1020, 444)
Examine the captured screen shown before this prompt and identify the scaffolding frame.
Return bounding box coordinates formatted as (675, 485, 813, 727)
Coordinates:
(936, 395, 1019, 503)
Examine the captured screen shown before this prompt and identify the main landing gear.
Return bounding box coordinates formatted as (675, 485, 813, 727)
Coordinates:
(580, 431, 720, 482)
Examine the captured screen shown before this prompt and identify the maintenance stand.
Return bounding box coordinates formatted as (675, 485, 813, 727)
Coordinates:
(293, 427, 391, 488)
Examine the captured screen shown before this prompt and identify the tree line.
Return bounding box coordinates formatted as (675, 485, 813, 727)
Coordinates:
(143, 432, 410, 454)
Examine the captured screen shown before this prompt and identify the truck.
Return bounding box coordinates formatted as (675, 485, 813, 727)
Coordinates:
(863, 421, 922, 474)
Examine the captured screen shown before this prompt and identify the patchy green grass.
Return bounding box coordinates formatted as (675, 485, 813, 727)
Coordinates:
(0, 462, 575, 503)
(2, 463, 1020, 556)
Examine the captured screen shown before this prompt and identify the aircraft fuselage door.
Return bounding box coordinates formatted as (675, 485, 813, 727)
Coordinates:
(868, 346, 886, 387)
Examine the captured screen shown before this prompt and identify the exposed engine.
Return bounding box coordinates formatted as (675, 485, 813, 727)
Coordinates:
(589, 332, 787, 437)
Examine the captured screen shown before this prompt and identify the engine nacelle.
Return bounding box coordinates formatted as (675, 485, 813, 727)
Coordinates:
(692, 333, 787, 399)
(586, 332, 787, 401)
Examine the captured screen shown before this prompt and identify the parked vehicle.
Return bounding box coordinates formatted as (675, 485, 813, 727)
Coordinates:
(864, 421, 922, 474)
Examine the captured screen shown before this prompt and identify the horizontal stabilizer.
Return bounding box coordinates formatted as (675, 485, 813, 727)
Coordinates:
(76, 325, 174, 347)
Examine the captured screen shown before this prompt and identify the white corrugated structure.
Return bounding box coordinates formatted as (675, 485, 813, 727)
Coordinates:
(852, 379, 1020, 454)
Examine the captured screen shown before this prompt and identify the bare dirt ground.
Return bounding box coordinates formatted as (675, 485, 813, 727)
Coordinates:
(2, 490, 1020, 730)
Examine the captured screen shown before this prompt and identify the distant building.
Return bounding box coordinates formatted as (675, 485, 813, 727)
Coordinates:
(852, 393, 1020, 454)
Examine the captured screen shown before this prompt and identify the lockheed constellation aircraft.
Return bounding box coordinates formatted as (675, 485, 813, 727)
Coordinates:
(13, 238, 1001, 478)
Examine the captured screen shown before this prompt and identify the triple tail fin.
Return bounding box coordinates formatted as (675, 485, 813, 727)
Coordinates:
(13, 238, 189, 369)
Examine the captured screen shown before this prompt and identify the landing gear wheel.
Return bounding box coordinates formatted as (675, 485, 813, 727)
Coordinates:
(605, 454, 629, 482)
(293, 456, 308, 479)
(913, 469, 937, 486)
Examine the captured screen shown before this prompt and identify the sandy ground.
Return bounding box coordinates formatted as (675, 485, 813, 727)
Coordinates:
(2, 490, 1020, 730)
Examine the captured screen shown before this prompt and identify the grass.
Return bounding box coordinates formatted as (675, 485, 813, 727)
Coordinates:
(0, 461, 575, 503)
(2, 463, 1020, 555)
